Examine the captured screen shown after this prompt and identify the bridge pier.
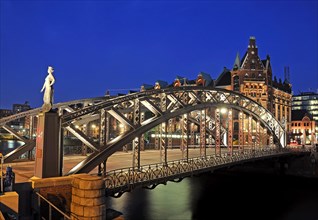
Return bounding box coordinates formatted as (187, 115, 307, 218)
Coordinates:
(71, 174, 106, 219)
(30, 174, 107, 219)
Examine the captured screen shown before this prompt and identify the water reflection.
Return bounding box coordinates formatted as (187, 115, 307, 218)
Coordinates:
(0, 140, 24, 155)
(106, 180, 193, 220)
(106, 171, 318, 220)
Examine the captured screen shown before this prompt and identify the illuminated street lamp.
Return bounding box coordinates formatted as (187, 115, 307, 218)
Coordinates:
(220, 108, 227, 114)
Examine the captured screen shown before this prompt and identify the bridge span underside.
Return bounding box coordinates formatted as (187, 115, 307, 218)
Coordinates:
(0, 87, 287, 176)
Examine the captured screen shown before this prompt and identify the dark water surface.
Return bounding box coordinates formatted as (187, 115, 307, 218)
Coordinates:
(106, 171, 318, 220)
(0, 140, 23, 155)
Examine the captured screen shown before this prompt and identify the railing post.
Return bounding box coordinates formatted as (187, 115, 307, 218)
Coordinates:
(37, 192, 41, 219)
(49, 205, 52, 220)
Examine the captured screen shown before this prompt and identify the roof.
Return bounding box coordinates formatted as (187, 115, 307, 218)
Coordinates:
(272, 77, 292, 94)
(175, 76, 188, 85)
(215, 67, 231, 86)
(155, 80, 168, 88)
(291, 109, 314, 121)
(141, 84, 153, 90)
(294, 92, 318, 96)
(240, 52, 247, 68)
(196, 72, 213, 86)
(233, 52, 241, 70)
(261, 59, 270, 70)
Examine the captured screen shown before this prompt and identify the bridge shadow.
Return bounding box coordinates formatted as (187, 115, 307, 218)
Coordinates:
(191, 168, 318, 220)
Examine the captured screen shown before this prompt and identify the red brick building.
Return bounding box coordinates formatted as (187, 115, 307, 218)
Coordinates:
(290, 109, 316, 145)
(215, 36, 292, 131)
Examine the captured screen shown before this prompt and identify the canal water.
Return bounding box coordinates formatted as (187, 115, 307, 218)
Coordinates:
(0, 139, 23, 155)
(106, 171, 318, 220)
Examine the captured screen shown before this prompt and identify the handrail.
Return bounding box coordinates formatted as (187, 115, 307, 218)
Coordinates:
(102, 148, 311, 196)
(104, 148, 279, 176)
(35, 191, 73, 220)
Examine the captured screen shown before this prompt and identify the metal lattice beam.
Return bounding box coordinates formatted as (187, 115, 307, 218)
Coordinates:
(215, 108, 221, 156)
(228, 109, 233, 156)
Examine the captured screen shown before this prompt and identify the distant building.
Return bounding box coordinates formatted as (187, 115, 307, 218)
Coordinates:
(154, 80, 169, 89)
(292, 91, 318, 142)
(0, 109, 13, 118)
(12, 101, 31, 114)
(137, 37, 293, 140)
(11, 101, 32, 127)
(196, 72, 214, 87)
(290, 109, 316, 145)
(215, 36, 292, 131)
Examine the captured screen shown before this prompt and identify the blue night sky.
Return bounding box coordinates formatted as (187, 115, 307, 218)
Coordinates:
(0, 0, 317, 109)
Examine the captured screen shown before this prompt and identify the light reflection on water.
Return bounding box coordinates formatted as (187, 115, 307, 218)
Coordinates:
(106, 172, 318, 220)
(0, 140, 24, 154)
(106, 179, 194, 220)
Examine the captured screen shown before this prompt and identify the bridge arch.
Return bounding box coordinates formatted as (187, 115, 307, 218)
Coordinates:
(65, 87, 286, 174)
(67, 101, 285, 174)
(0, 87, 286, 174)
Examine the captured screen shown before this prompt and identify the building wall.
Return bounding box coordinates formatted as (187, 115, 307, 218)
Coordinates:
(292, 92, 318, 141)
(230, 37, 292, 131)
(292, 92, 318, 121)
(0, 109, 13, 118)
(273, 88, 292, 131)
(290, 116, 316, 145)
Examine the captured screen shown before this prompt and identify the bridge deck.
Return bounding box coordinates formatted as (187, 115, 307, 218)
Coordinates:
(6, 148, 214, 183)
(5, 147, 309, 184)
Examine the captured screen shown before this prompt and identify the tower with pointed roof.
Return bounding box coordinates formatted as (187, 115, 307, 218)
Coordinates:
(227, 37, 292, 132)
(233, 52, 241, 71)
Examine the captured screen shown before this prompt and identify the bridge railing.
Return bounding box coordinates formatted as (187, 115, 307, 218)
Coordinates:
(33, 191, 76, 220)
(103, 148, 292, 196)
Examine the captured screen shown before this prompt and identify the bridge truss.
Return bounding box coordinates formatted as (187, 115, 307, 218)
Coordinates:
(0, 87, 286, 176)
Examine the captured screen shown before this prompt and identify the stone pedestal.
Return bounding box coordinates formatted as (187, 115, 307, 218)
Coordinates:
(71, 174, 106, 220)
(34, 112, 60, 178)
(0, 192, 19, 214)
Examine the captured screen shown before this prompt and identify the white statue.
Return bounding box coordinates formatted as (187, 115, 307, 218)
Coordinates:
(41, 66, 55, 112)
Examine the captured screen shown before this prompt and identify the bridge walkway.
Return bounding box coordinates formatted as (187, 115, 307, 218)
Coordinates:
(6, 148, 226, 183)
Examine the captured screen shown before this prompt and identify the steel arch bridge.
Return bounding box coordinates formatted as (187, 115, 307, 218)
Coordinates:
(0, 87, 287, 177)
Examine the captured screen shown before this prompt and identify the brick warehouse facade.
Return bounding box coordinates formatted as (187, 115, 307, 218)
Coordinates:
(215, 37, 292, 135)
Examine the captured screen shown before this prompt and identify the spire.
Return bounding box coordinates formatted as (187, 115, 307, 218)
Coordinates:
(249, 36, 256, 47)
(265, 54, 270, 70)
(233, 52, 240, 70)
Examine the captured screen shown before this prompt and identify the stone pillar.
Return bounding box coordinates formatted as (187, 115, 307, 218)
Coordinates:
(34, 112, 60, 178)
(71, 174, 106, 219)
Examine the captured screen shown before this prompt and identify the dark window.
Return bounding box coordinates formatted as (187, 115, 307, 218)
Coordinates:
(251, 62, 256, 70)
(233, 75, 240, 92)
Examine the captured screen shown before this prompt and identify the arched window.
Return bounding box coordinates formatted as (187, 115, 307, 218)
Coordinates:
(233, 75, 240, 92)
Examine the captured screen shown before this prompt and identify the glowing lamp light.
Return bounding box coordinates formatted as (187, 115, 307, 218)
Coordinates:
(220, 108, 227, 114)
